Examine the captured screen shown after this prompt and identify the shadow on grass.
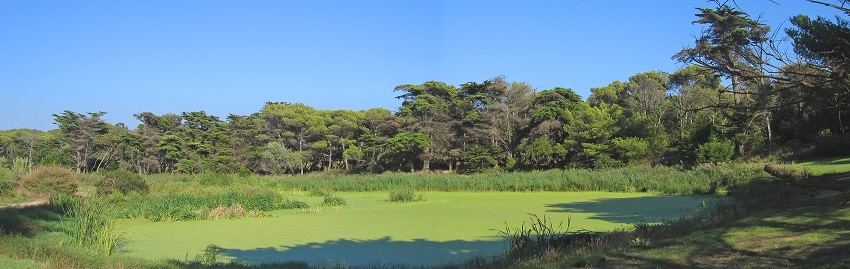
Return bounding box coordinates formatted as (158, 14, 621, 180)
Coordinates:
(595, 174, 850, 268)
(545, 196, 711, 225)
(221, 236, 504, 267)
(0, 204, 65, 236)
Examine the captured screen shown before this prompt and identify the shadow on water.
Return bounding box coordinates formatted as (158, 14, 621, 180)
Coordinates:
(546, 195, 711, 224)
(222, 236, 504, 266)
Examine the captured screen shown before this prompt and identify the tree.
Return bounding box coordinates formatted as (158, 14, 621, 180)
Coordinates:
(262, 102, 325, 174)
(380, 132, 430, 172)
(134, 112, 182, 173)
(787, 14, 850, 134)
(563, 102, 623, 168)
(357, 108, 399, 172)
(395, 81, 457, 172)
(625, 71, 669, 128)
(226, 113, 272, 173)
(674, 3, 777, 156)
(52, 110, 109, 173)
(674, 4, 769, 106)
(519, 87, 583, 168)
(480, 78, 534, 167)
(262, 141, 302, 175)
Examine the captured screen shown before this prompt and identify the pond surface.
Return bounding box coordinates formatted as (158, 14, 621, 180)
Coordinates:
(121, 192, 712, 266)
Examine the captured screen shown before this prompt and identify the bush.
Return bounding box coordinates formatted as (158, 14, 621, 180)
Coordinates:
(97, 170, 149, 195)
(322, 195, 346, 207)
(696, 137, 735, 164)
(387, 187, 424, 203)
(20, 166, 78, 197)
(0, 169, 18, 197)
(281, 199, 310, 209)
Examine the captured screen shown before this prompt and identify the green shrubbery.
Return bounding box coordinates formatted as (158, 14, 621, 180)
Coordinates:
(696, 137, 735, 164)
(20, 165, 78, 197)
(321, 194, 347, 207)
(0, 168, 17, 197)
(387, 187, 424, 203)
(97, 170, 149, 195)
(280, 199, 310, 209)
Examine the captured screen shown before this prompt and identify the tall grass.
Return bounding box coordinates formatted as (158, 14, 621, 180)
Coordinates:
(64, 196, 123, 255)
(497, 213, 598, 261)
(492, 199, 746, 267)
(261, 164, 764, 195)
(117, 189, 284, 221)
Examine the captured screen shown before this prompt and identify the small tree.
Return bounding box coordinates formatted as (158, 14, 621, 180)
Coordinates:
(262, 141, 302, 175)
(696, 136, 735, 164)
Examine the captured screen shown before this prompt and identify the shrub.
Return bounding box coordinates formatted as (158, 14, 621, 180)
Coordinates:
(97, 170, 149, 195)
(387, 187, 424, 203)
(322, 195, 346, 207)
(0, 169, 17, 197)
(20, 165, 78, 197)
(696, 137, 735, 164)
(281, 199, 310, 209)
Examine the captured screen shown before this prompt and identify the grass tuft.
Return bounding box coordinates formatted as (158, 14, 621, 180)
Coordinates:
(387, 187, 425, 203)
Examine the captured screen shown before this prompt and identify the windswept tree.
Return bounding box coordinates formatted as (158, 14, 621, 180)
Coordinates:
(134, 112, 182, 173)
(394, 81, 457, 172)
(674, 3, 778, 155)
(52, 110, 109, 173)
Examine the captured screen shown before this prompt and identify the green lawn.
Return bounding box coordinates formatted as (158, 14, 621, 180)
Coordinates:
(121, 191, 711, 266)
(795, 156, 850, 175)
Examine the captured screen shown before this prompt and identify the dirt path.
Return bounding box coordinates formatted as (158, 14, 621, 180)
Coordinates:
(2, 199, 49, 208)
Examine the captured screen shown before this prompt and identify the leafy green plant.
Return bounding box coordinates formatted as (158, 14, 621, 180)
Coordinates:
(20, 165, 78, 197)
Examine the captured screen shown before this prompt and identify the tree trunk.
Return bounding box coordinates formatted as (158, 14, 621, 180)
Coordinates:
(765, 112, 773, 155)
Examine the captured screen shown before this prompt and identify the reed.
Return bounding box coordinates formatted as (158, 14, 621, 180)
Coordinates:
(64, 196, 123, 255)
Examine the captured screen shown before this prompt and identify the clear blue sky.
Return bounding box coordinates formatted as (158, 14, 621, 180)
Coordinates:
(0, 1, 842, 130)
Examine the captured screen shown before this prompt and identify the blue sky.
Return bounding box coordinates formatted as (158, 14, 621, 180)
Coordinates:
(0, 1, 842, 130)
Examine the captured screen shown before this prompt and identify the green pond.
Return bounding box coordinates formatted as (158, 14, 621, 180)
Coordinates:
(121, 191, 713, 266)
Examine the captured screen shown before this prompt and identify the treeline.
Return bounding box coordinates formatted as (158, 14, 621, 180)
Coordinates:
(1, 3, 849, 175)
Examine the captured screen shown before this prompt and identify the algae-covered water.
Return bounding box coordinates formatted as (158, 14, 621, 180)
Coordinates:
(121, 192, 711, 266)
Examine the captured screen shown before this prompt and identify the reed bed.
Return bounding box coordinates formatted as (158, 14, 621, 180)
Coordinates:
(260, 164, 764, 195)
(117, 189, 284, 222)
